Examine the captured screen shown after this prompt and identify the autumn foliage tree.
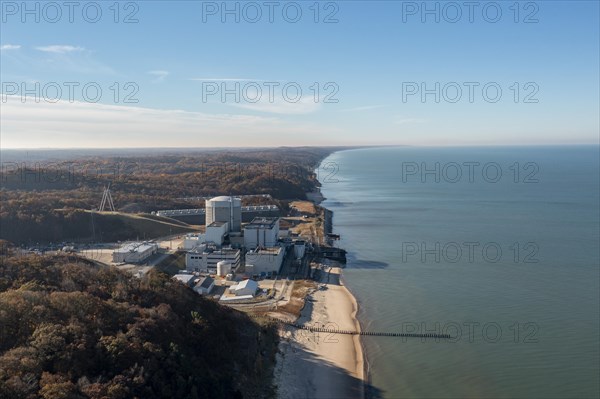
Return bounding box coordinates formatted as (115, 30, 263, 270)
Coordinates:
(0, 254, 278, 399)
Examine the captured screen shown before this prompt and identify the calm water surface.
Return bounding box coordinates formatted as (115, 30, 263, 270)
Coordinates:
(319, 146, 599, 399)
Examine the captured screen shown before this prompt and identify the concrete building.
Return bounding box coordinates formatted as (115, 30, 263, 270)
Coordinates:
(155, 204, 279, 225)
(194, 276, 215, 295)
(245, 246, 284, 274)
(205, 248, 240, 273)
(231, 279, 258, 296)
(205, 221, 228, 245)
(186, 245, 241, 273)
(244, 217, 280, 249)
(186, 247, 206, 273)
(112, 242, 158, 263)
(229, 231, 244, 248)
(205, 196, 242, 232)
(182, 233, 205, 250)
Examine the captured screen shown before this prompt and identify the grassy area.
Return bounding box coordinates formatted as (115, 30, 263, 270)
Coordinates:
(82, 210, 198, 242)
(290, 200, 317, 216)
(135, 212, 199, 228)
(287, 205, 326, 244)
(155, 251, 187, 276)
(278, 280, 317, 317)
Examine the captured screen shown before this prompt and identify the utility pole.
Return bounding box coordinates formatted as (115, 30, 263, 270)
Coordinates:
(90, 207, 96, 242)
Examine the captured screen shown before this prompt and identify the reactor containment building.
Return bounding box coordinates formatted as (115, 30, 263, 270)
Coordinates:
(205, 196, 242, 232)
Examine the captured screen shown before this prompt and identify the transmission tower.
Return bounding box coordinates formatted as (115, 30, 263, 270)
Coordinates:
(99, 185, 115, 212)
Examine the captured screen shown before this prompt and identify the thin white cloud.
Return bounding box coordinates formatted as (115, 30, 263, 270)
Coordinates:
(0, 95, 341, 148)
(393, 116, 425, 125)
(232, 97, 322, 115)
(193, 80, 324, 115)
(149, 70, 169, 82)
(35, 45, 85, 54)
(0, 44, 21, 51)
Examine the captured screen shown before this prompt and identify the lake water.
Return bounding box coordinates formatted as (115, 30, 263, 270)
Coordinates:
(318, 146, 599, 399)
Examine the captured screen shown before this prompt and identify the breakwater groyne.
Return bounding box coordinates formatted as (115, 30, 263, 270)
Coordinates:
(251, 315, 453, 339)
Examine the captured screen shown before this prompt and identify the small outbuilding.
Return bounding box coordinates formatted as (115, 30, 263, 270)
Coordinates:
(194, 276, 215, 295)
(231, 279, 258, 297)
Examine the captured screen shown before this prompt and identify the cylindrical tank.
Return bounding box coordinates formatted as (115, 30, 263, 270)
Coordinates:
(217, 260, 232, 277)
(294, 240, 306, 259)
(205, 196, 242, 232)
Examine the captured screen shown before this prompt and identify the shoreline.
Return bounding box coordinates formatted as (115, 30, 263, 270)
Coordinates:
(344, 273, 367, 388)
(340, 271, 371, 398)
(274, 152, 367, 398)
(315, 152, 368, 396)
(273, 265, 365, 399)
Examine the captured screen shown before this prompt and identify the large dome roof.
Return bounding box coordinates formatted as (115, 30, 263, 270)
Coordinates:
(209, 196, 232, 202)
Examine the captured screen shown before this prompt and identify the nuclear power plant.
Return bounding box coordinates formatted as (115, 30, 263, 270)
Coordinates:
(205, 196, 242, 232)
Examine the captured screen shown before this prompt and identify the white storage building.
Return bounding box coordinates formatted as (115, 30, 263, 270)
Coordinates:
(231, 279, 258, 296)
(194, 276, 215, 295)
(112, 242, 158, 263)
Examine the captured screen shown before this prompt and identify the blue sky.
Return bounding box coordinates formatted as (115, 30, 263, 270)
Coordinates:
(1, 0, 599, 148)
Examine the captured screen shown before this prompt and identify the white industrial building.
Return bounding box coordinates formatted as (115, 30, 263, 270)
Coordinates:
(245, 246, 284, 274)
(112, 242, 158, 263)
(230, 279, 258, 296)
(205, 221, 228, 245)
(243, 217, 280, 249)
(186, 246, 241, 273)
(206, 196, 242, 232)
(182, 233, 205, 250)
(194, 276, 215, 295)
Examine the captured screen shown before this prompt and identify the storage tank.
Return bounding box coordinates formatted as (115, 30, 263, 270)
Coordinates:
(294, 240, 306, 260)
(217, 260, 232, 277)
(205, 196, 242, 232)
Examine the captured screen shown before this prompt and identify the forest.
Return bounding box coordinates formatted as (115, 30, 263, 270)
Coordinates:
(0, 253, 279, 399)
(0, 147, 343, 244)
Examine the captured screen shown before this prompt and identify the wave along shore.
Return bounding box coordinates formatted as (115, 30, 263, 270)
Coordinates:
(274, 155, 366, 398)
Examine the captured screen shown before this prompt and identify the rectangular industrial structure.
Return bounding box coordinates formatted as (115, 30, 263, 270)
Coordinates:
(245, 246, 284, 275)
(186, 245, 241, 273)
(112, 242, 158, 263)
(205, 221, 228, 245)
(243, 217, 280, 249)
(182, 233, 204, 250)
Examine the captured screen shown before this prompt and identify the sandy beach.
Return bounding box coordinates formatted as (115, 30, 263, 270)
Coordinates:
(274, 266, 364, 398)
